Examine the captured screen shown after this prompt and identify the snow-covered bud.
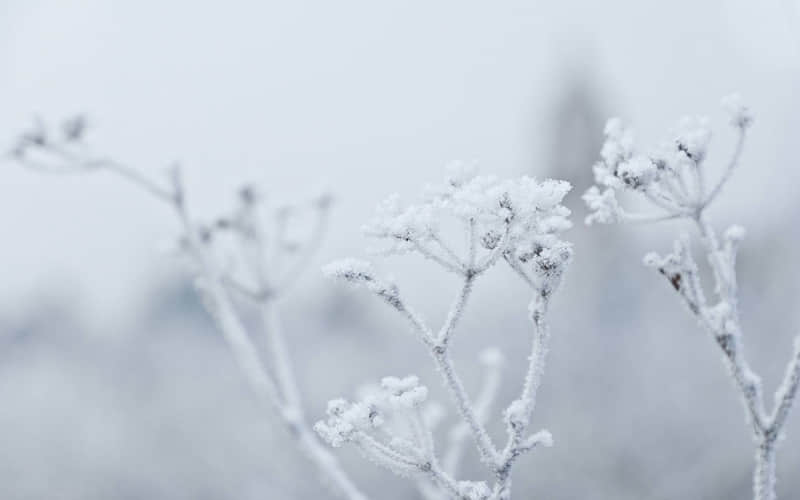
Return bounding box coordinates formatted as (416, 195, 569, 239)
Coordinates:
(616, 155, 658, 190)
(314, 398, 383, 447)
(455, 481, 491, 500)
(504, 398, 529, 430)
(313, 190, 335, 210)
(599, 117, 635, 167)
(725, 224, 746, 243)
(481, 229, 502, 250)
(674, 116, 712, 162)
(721, 93, 753, 129)
(363, 194, 438, 255)
(528, 240, 573, 286)
(381, 375, 428, 409)
(238, 184, 258, 206)
(583, 186, 621, 225)
(61, 115, 87, 142)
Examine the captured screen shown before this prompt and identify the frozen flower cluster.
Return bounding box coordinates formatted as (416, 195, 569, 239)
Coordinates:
(315, 375, 430, 449)
(313, 375, 445, 481)
(318, 166, 572, 499)
(587, 96, 800, 500)
(584, 94, 753, 226)
(363, 164, 572, 277)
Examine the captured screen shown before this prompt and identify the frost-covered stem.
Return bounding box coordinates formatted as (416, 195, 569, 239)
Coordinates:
(754, 438, 777, 500)
(244, 205, 304, 413)
(429, 274, 501, 469)
(693, 213, 767, 433)
(434, 232, 467, 270)
(443, 353, 502, 476)
(515, 296, 550, 436)
(294, 421, 370, 500)
(432, 344, 500, 467)
(414, 241, 466, 275)
(259, 301, 303, 412)
(173, 181, 368, 500)
(768, 339, 800, 433)
(493, 295, 551, 497)
(703, 126, 747, 208)
(17, 145, 368, 500)
(437, 274, 475, 345)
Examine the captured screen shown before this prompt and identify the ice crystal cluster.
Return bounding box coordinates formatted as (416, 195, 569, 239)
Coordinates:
(584, 95, 800, 500)
(318, 166, 573, 499)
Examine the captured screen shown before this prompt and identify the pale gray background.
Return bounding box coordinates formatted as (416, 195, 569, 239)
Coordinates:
(2, 1, 800, 498)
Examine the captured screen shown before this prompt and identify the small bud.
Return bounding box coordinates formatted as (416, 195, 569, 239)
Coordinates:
(724, 224, 746, 243)
(643, 252, 662, 267)
(62, 115, 87, 141)
(721, 93, 753, 129)
(239, 184, 257, 205)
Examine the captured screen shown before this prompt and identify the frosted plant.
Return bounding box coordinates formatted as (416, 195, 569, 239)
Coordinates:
(316, 164, 573, 499)
(9, 117, 368, 500)
(583, 95, 800, 500)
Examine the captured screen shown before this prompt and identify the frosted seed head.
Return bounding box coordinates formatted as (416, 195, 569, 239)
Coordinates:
(504, 398, 528, 428)
(617, 155, 658, 190)
(674, 116, 712, 162)
(583, 186, 621, 225)
(381, 375, 428, 409)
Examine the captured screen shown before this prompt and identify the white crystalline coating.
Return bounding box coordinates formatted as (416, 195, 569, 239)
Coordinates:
(674, 116, 712, 160)
(583, 98, 749, 226)
(381, 375, 428, 409)
(586, 97, 800, 500)
(314, 399, 383, 448)
(455, 480, 492, 500)
(314, 165, 573, 497)
(721, 93, 753, 128)
(616, 155, 658, 189)
(583, 186, 621, 225)
(532, 429, 554, 448)
(362, 194, 437, 254)
(725, 224, 746, 242)
(322, 258, 375, 282)
(504, 398, 528, 427)
(600, 117, 635, 166)
(363, 168, 572, 258)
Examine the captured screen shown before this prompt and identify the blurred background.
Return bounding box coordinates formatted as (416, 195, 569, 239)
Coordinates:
(2, 1, 800, 498)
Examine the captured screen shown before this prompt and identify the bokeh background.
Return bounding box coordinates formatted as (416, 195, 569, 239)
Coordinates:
(2, 1, 800, 498)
